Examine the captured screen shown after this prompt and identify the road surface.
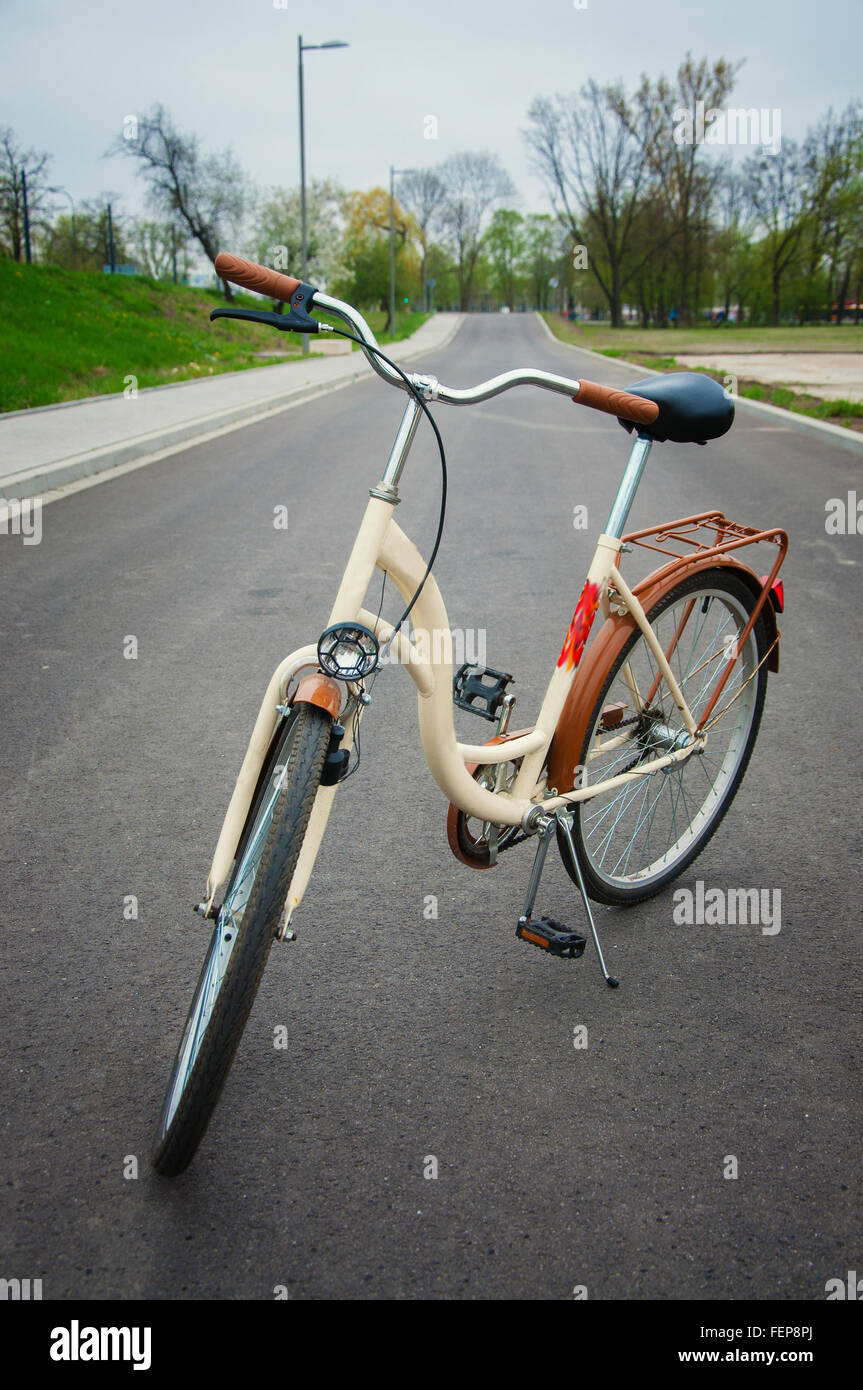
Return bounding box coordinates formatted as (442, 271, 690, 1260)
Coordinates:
(1, 311, 859, 1299)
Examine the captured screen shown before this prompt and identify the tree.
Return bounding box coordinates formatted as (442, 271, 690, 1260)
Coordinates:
(711, 167, 754, 323)
(743, 141, 809, 326)
(251, 179, 343, 288)
(438, 152, 516, 310)
(395, 168, 447, 309)
(525, 82, 653, 326)
(424, 240, 459, 310)
(0, 127, 53, 261)
(521, 214, 558, 309)
(39, 199, 132, 272)
(110, 105, 249, 298)
(803, 104, 863, 322)
(611, 54, 740, 326)
(130, 219, 193, 281)
(486, 209, 525, 308)
(332, 187, 419, 333)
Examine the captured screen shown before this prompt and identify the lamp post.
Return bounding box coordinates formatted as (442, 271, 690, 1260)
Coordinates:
(298, 35, 348, 354)
(21, 169, 33, 263)
(389, 165, 415, 341)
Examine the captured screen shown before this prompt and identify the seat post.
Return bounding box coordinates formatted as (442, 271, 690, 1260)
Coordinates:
(604, 432, 653, 539)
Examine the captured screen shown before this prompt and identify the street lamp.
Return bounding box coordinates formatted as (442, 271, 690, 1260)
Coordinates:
(389, 165, 415, 341)
(298, 35, 348, 354)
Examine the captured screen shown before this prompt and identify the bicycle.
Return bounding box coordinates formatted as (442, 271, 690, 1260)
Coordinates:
(152, 253, 788, 1176)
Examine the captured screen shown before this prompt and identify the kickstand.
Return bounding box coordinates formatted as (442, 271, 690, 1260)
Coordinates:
(518, 815, 554, 925)
(556, 812, 619, 988)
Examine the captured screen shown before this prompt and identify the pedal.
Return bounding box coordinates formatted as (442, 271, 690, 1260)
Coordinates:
(453, 663, 513, 722)
(516, 915, 587, 960)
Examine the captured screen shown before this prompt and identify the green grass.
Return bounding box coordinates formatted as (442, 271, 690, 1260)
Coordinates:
(542, 313, 863, 355)
(736, 381, 863, 423)
(541, 312, 863, 431)
(0, 261, 428, 413)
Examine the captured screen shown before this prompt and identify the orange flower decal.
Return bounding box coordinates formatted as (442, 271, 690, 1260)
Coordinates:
(558, 580, 599, 671)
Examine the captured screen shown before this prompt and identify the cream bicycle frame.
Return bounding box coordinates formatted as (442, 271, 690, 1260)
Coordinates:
(204, 372, 705, 921)
(207, 455, 700, 917)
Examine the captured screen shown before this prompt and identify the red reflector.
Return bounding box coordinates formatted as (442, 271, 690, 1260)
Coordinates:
(760, 574, 784, 612)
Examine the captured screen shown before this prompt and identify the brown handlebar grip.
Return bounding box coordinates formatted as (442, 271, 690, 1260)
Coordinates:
(573, 379, 660, 425)
(214, 252, 302, 303)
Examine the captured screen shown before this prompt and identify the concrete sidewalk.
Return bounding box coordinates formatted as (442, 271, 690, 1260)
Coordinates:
(0, 313, 463, 501)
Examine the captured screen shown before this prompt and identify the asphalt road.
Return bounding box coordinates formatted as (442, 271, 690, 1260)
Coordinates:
(1, 312, 859, 1300)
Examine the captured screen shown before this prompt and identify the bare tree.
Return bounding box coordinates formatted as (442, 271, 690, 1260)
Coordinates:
(0, 127, 53, 261)
(803, 103, 863, 322)
(524, 82, 653, 327)
(396, 168, 447, 309)
(110, 105, 249, 298)
(438, 152, 516, 310)
(743, 141, 809, 326)
(611, 54, 740, 326)
(130, 219, 193, 281)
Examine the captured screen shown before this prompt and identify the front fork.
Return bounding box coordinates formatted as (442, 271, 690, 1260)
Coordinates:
(274, 686, 369, 939)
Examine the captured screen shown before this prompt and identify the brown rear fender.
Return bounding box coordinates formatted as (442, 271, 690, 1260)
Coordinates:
(547, 556, 780, 796)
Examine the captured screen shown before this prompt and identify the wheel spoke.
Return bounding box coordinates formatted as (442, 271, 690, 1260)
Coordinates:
(573, 581, 763, 892)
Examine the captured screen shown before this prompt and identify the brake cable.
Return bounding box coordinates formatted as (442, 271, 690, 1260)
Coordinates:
(324, 326, 448, 653)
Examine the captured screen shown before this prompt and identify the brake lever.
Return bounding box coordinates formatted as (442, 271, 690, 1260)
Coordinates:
(210, 280, 321, 334)
(210, 306, 320, 334)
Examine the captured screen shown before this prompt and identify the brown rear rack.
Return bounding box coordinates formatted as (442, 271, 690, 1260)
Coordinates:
(618, 511, 788, 730)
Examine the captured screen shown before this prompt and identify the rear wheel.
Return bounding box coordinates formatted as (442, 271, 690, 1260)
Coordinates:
(152, 703, 331, 1176)
(558, 569, 769, 906)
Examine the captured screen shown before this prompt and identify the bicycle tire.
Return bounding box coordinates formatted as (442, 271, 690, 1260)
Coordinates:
(558, 568, 769, 906)
(152, 702, 331, 1176)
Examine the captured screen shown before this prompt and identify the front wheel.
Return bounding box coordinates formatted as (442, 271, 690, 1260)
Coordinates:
(558, 569, 770, 906)
(152, 702, 331, 1176)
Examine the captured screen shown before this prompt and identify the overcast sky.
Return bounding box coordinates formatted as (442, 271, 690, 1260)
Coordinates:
(2, 0, 861, 225)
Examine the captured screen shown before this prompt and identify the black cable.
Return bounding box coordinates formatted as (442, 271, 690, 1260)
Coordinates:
(324, 326, 448, 646)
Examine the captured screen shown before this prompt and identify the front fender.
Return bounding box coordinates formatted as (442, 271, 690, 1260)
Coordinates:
(204, 645, 337, 908)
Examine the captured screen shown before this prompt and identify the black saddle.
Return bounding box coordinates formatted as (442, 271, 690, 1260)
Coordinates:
(620, 372, 734, 445)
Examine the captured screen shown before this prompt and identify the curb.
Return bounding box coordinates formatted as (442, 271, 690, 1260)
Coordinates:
(1, 314, 465, 503)
(535, 312, 863, 455)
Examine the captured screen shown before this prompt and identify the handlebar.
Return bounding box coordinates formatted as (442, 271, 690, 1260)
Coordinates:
(213, 253, 660, 426)
(214, 252, 301, 303)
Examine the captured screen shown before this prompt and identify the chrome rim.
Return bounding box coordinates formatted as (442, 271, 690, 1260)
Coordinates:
(161, 718, 296, 1134)
(578, 588, 759, 890)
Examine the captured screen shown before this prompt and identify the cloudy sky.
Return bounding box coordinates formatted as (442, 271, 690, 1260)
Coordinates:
(2, 0, 861, 221)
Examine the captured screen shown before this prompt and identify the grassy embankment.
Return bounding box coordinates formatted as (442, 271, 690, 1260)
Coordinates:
(0, 260, 427, 412)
